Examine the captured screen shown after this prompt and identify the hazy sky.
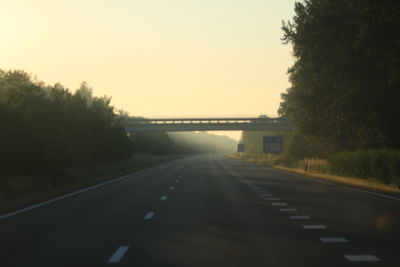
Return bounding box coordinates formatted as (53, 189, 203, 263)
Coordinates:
(1, 0, 296, 139)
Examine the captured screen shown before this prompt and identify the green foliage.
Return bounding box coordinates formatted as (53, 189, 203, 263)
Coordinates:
(0, 70, 131, 174)
(0, 69, 238, 175)
(280, 0, 400, 151)
(328, 151, 400, 184)
(272, 155, 298, 167)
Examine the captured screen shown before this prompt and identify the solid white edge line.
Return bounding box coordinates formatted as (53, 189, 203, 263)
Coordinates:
(267, 167, 400, 202)
(0, 160, 178, 220)
(222, 159, 400, 203)
(108, 246, 129, 263)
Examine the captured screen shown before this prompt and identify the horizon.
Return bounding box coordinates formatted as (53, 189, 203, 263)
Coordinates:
(1, 0, 297, 140)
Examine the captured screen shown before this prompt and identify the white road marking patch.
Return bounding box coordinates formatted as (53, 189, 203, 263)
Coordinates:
(108, 246, 129, 263)
(271, 203, 287, 206)
(169, 186, 175, 190)
(260, 194, 273, 197)
(280, 208, 297, 212)
(344, 255, 380, 262)
(175, 180, 180, 183)
(144, 212, 155, 220)
(289, 215, 310, 219)
(160, 196, 168, 201)
(265, 197, 280, 201)
(255, 190, 267, 193)
(320, 237, 348, 243)
(303, 225, 326, 229)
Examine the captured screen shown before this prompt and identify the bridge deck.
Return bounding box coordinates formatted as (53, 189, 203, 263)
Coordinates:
(124, 117, 293, 132)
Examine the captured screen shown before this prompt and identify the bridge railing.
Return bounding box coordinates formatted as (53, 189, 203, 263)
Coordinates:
(124, 117, 286, 125)
(123, 116, 292, 131)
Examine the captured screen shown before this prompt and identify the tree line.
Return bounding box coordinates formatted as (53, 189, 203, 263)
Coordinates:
(279, 0, 400, 156)
(0, 70, 131, 174)
(239, 1, 400, 185)
(0, 70, 236, 176)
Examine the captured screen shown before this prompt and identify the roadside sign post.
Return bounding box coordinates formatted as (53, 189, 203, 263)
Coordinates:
(238, 144, 245, 153)
(237, 144, 245, 159)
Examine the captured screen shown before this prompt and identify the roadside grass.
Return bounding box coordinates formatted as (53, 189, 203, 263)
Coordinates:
(274, 165, 400, 194)
(0, 155, 181, 215)
(229, 153, 400, 195)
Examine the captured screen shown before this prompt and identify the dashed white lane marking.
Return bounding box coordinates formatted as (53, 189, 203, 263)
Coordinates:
(144, 212, 155, 220)
(251, 188, 262, 191)
(320, 237, 348, 243)
(268, 167, 400, 202)
(255, 190, 267, 193)
(265, 197, 280, 201)
(280, 208, 298, 212)
(271, 203, 287, 206)
(0, 163, 169, 220)
(260, 193, 273, 197)
(303, 225, 327, 229)
(175, 180, 180, 183)
(344, 255, 380, 262)
(108, 246, 129, 263)
(289, 215, 310, 220)
(160, 196, 168, 201)
(169, 186, 175, 190)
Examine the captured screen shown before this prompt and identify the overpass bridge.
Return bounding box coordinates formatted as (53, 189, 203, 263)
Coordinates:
(124, 117, 293, 132)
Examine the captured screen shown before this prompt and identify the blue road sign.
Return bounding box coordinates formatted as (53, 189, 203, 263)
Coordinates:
(263, 136, 283, 153)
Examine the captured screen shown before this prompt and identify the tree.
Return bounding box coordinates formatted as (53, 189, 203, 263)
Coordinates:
(0, 70, 132, 174)
(280, 0, 400, 153)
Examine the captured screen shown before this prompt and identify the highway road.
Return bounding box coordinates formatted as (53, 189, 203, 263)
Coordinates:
(1, 155, 399, 267)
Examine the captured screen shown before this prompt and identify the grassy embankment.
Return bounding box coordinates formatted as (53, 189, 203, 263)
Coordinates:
(231, 152, 400, 194)
(0, 155, 181, 215)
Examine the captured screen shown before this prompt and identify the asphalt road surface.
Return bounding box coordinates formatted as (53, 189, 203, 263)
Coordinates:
(1, 155, 399, 267)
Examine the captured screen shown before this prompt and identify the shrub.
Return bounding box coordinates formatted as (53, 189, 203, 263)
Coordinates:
(328, 151, 400, 185)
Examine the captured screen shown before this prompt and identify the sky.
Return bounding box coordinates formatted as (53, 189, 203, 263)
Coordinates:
(1, 0, 297, 140)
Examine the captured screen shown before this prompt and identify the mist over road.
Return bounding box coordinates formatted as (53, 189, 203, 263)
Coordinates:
(1, 155, 399, 267)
